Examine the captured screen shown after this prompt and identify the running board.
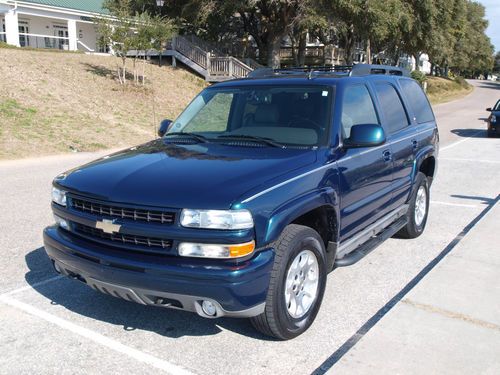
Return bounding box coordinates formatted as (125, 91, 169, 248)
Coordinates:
(334, 215, 408, 267)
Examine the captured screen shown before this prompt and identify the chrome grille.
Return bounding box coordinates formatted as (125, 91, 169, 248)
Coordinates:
(73, 223, 173, 250)
(71, 198, 175, 224)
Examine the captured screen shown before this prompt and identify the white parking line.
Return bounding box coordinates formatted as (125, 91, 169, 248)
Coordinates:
(0, 295, 196, 375)
(439, 130, 484, 152)
(430, 201, 478, 208)
(0, 275, 63, 298)
(440, 157, 500, 164)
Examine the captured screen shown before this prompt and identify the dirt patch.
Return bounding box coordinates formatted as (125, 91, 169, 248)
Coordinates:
(0, 48, 207, 159)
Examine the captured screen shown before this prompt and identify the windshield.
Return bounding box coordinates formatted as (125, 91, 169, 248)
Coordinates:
(495, 100, 500, 111)
(167, 85, 333, 147)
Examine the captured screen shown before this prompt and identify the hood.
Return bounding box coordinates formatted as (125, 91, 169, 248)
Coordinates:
(56, 140, 317, 209)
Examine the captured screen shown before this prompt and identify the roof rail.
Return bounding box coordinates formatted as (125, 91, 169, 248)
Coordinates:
(350, 64, 410, 77)
(247, 65, 353, 79)
(246, 64, 410, 79)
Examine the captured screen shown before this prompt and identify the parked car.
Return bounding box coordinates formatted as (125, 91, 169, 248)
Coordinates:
(44, 64, 439, 340)
(487, 100, 500, 137)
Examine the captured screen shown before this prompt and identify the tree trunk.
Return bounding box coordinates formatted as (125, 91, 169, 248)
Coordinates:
(414, 53, 422, 71)
(290, 35, 298, 66)
(365, 38, 371, 64)
(267, 37, 282, 69)
(298, 32, 306, 66)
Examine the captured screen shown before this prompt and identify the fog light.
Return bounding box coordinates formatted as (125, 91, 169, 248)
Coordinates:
(53, 214, 69, 230)
(201, 300, 217, 316)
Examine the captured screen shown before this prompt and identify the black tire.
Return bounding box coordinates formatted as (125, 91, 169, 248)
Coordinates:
(396, 172, 430, 239)
(487, 130, 495, 138)
(250, 224, 327, 340)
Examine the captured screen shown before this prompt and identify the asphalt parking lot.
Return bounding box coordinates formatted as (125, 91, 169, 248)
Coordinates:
(0, 80, 499, 375)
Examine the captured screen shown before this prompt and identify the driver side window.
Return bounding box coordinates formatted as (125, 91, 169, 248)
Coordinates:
(342, 85, 379, 138)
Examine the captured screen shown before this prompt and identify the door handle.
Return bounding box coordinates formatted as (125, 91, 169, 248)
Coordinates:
(383, 150, 392, 162)
(411, 139, 418, 150)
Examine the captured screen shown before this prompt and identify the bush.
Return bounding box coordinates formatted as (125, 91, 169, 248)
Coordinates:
(453, 76, 470, 89)
(411, 70, 427, 85)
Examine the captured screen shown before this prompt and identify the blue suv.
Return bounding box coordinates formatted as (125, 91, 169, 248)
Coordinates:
(44, 64, 438, 339)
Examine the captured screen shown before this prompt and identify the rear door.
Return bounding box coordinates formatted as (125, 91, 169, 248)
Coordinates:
(372, 81, 415, 209)
(337, 83, 394, 241)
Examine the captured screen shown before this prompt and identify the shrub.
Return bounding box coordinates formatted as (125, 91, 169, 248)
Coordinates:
(411, 70, 427, 85)
(453, 76, 469, 89)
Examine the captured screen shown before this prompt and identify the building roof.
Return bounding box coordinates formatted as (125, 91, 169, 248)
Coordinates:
(17, 0, 108, 15)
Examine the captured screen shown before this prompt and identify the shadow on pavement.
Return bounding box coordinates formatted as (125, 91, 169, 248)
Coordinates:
(477, 81, 500, 90)
(450, 128, 488, 138)
(450, 194, 495, 205)
(25, 247, 272, 340)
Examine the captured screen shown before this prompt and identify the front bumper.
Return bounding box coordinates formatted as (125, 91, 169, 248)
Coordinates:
(43, 226, 274, 318)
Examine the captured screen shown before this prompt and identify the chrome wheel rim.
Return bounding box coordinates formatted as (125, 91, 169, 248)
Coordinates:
(415, 186, 427, 226)
(285, 250, 319, 319)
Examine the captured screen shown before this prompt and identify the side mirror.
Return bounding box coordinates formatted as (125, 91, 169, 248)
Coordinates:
(486, 108, 492, 112)
(344, 124, 386, 148)
(158, 119, 173, 137)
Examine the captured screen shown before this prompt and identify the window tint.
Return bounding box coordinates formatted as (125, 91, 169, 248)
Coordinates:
(374, 83, 409, 133)
(341, 85, 378, 138)
(399, 79, 434, 124)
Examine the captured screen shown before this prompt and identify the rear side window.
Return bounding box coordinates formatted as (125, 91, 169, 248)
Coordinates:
(399, 80, 434, 123)
(374, 83, 409, 133)
(341, 85, 379, 138)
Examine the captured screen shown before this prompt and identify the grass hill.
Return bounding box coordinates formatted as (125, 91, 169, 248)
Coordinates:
(426, 76, 473, 104)
(0, 48, 206, 160)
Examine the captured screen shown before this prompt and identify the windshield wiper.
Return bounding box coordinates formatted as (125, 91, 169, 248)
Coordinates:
(217, 134, 286, 148)
(164, 132, 209, 143)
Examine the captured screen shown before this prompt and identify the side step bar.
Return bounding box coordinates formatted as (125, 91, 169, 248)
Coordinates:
(334, 215, 408, 267)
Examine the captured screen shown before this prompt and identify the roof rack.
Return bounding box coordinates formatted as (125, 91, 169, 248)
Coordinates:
(247, 64, 410, 79)
(351, 64, 410, 77)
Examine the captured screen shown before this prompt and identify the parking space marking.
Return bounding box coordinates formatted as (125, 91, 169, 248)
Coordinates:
(0, 275, 63, 298)
(0, 295, 196, 375)
(430, 201, 478, 208)
(439, 129, 484, 152)
(311, 194, 499, 375)
(440, 157, 500, 164)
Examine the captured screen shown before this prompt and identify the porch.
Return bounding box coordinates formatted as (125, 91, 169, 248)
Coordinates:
(0, 2, 103, 53)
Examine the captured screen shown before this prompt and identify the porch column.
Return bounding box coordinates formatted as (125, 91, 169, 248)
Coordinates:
(67, 19, 77, 51)
(4, 8, 19, 47)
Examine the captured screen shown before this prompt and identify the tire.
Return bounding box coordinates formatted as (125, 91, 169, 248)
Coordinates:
(250, 224, 327, 340)
(396, 172, 430, 239)
(487, 130, 495, 138)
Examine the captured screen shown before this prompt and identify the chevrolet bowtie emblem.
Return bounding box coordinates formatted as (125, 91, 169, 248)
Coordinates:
(96, 219, 121, 234)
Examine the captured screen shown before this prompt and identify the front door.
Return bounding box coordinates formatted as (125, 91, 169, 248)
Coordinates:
(337, 84, 394, 241)
(18, 24, 29, 47)
(53, 25, 69, 50)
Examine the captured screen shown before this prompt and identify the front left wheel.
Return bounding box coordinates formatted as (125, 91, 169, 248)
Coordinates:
(250, 224, 327, 340)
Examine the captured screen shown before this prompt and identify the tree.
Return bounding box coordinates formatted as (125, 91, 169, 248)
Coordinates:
(98, 0, 176, 85)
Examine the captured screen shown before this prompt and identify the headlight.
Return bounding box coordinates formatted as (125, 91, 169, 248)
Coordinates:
(178, 241, 255, 259)
(180, 209, 253, 230)
(492, 115, 497, 123)
(52, 186, 67, 207)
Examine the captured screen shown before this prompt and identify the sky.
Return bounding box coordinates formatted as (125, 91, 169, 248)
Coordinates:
(481, 0, 500, 52)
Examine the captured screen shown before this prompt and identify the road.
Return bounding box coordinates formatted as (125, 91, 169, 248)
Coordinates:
(0, 80, 499, 374)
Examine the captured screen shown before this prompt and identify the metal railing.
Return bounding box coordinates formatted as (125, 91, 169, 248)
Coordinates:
(77, 40, 95, 52)
(17, 32, 71, 50)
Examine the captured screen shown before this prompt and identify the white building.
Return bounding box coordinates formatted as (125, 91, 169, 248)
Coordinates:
(0, 0, 109, 53)
(399, 54, 432, 74)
